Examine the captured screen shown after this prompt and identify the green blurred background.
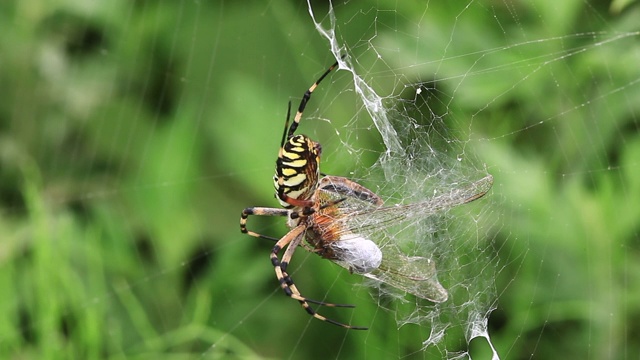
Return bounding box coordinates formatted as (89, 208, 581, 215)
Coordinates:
(2, 1, 640, 359)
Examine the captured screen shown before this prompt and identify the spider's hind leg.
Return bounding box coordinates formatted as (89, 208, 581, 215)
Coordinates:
(272, 224, 367, 330)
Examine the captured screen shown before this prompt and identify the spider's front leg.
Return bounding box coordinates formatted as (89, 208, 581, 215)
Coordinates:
(240, 206, 290, 241)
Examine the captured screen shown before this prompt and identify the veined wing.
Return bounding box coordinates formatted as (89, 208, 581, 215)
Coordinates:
(365, 246, 448, 302)
(322, 174, 493, 236)
(317, 174, 493, 302)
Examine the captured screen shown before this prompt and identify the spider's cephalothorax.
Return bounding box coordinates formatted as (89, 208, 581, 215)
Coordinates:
(273, 134, 322, 209)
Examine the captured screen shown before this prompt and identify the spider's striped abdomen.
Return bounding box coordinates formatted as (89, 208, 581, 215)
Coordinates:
(274, 134, 321, 208)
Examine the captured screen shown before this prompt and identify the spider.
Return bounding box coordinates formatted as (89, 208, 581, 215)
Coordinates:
(240, 58, 493, 330)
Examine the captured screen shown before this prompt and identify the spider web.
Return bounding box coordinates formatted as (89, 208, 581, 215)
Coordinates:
(3, 0, 640, 359)
(298, 2, 640, 358)
(304, 2, 499, 357)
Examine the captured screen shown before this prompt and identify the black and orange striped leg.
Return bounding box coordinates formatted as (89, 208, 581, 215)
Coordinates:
(280, 57, 344, 148)
(240, 207, 290, 241)
(271, 225, 367, 330)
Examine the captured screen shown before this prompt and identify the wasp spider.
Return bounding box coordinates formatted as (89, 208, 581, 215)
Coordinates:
(240, 58, 493, 330)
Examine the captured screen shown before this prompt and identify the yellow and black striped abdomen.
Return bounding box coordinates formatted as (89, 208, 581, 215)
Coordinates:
(274, 134, 321, 208)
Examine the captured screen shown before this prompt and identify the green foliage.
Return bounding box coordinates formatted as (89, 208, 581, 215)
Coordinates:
(1, 0, 639, 359)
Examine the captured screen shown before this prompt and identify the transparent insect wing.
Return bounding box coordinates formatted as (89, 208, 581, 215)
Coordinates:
(325, 174, 494, 232)
(315, 174, 493, 302)
(365, 247, 449, 303)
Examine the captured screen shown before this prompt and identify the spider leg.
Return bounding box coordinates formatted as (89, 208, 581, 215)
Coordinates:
(272, 225, 344, 306)
(272, 225, 367, 330)
(279, 240, 354, 308)
(242, 207, 353, 306)
(240, 206, 290, 242)
(279, 269, 355, 308)
(283, 56, 344, 144)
